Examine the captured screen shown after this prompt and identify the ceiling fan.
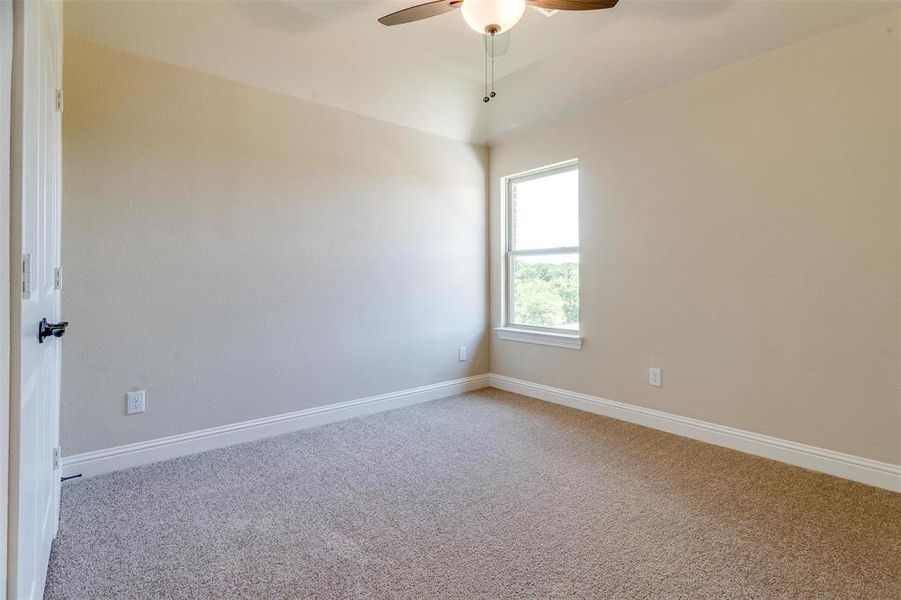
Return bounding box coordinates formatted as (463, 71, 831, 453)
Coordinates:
(378, 0, 619, 102)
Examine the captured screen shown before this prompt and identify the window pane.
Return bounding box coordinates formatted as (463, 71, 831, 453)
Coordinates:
(511, 253, 579, 330)
(512, 168, 578, 251)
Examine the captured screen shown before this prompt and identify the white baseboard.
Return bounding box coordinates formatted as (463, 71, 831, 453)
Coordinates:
(489, 374, 901, 493)
(63, 372, 900, 493)
(63, 374, 490, 479)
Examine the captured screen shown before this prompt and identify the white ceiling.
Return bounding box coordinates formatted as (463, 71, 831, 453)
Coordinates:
(65, 0, 898, 143)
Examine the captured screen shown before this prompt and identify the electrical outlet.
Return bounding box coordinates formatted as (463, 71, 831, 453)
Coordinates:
(458, 346, 467, 362)
(649, 368, 662, 387)
(127, 390, 146, 415)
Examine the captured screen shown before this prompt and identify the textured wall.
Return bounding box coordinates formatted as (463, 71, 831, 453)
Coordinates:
(489, 11, 901, 464)
(62, 38, 488, 455)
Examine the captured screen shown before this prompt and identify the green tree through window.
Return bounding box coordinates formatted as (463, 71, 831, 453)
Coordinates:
(513, 260, 578, 329)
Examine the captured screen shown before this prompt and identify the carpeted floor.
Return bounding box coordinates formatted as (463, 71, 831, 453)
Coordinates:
(45, 388, 900, 599)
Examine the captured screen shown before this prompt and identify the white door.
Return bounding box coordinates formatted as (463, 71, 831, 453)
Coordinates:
(9, 1, 64, 598)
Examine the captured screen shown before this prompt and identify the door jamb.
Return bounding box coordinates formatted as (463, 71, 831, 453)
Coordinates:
(1, 0, 14, 593)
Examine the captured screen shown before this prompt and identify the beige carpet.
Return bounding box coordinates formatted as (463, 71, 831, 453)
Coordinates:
(45, 388, 900, 599)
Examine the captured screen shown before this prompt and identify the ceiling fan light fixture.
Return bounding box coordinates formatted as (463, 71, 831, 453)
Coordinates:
(461, 0, 526, 34)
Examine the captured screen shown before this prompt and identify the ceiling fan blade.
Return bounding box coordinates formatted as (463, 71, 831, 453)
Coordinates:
(527, 0, 618, 10)
(378, 0, 461, 26)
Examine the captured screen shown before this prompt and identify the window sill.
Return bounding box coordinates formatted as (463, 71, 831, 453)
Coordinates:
(494, 327, 583, 350)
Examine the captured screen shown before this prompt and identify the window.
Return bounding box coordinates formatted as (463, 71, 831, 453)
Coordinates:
(500, 161, 581, 348)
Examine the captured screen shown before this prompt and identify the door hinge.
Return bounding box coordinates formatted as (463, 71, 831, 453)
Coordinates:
(22, 254, 31, 299)
(55, 89, 64, 112)
(52, 447, 61, 470)
(54, 266, 62, 290)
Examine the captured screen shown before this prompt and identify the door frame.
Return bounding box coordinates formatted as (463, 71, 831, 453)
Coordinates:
(2, 0, 15, 594)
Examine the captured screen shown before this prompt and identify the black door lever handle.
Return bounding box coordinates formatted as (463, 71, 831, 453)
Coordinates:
(39, 318, 68, 343)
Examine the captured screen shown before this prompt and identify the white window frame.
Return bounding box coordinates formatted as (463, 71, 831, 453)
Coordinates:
(496, 160, 583, 350)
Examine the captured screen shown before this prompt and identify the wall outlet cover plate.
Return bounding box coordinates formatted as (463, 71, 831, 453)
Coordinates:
(127, 390, 146, 415)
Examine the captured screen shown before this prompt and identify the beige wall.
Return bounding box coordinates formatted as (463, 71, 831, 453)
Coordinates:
(61, 38, 488, 456)
(490, 11, 901, 464)
(64, 11, 901, 465)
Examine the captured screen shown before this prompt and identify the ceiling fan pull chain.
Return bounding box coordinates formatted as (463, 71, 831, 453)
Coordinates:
(483, 33, 489, 103)
(490, 31, 496, 99)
